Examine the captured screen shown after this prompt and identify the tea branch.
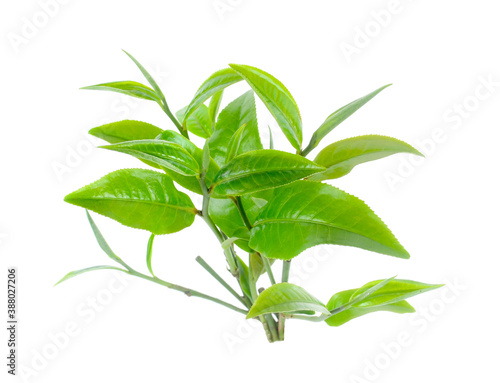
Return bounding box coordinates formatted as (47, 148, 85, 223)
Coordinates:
(195, 256, 248, 307)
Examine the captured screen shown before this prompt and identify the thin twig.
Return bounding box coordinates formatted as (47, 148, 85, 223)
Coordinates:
(196, 256, 248, 307)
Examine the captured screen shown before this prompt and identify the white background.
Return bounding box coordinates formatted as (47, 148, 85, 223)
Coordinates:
(1, 0, 499, 382)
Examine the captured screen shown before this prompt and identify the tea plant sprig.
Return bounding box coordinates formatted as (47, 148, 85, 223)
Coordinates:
(58, 51, 443, 343)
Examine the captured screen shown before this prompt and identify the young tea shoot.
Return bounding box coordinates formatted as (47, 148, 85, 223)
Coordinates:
(58, 51, 442, 342)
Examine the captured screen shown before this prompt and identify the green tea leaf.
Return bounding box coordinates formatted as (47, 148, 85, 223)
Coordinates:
(156, 130, 219, 193)
(303, 84, 391, 155)
(81, 81, 161, 103)
(208, 90, 262, 167)
(225, 123, 248, 162)
(101, 140, 200, 176)
(208, 90, 224, 128)
(249, 252, 275, 281)
(89, 120, 164, 144)
(212, 150, 324, 196)
(146, 234, 155, 277)
(209, 190, 273, 252)
(229, 64, 302, 150)
(55, 266, 126, 286)
(176, 104, 212, 139)
(184, 68, 242, 121)
(64, 169, 196, 234)
(249, 181, 409, 260)
(123, 50, 165, 101)
(247, 283, 329, 319)
(325, 288, 415, 327)
(352, 279, 444, 308)
(236, 256, 252, 300)
(201, 140, 211, 175)
(85, 210, 125, 266)
(309, 135, 423, 181)
(268, 125, 274, 149)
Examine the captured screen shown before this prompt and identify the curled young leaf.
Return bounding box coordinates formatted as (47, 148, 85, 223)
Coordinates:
(176, 104, 212, 139)
(208, 90, 262, 167)
(183, 68, 243, 122)
(230, 64, 302, 151)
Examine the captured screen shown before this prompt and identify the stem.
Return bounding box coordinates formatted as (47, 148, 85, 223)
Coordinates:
(277, 260, 292, 340)
(278, 314, 285, 340)
(195, 256, 248, 307)
(300, 140, 315, 157)
(258, 316, 274, 342)
(261, 255, 276, 285)
(249, 262, 279, 342)
(159, 100, 189, 138)
(125, 268, 247, 315)
(265, 314, 279, 341)
(198, 178, 238, 275)
(282, 260, 291, 283)
(232, 196, 252, 230)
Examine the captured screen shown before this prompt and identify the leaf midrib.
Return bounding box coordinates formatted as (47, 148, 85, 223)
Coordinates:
(215, 165, 319, 186)
(253, 218, 387, 245)
(68, 197, 196, 214)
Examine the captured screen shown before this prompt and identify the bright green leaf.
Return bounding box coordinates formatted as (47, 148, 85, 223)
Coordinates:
(156, 130, 219, 194)
(81, 81, 161, 103)
(309, 135, 423, 181)
(209, 190, 273, 252)
(64, 169, 196, 234)
(208, 90, 262, 167)
(352, 279, 444, 308)
(325, 288, 415, 327)
(249, 252, 275, 281)
(302, 84, 391, 155)
(225, 123, 248, 162)
(236, 256, 252, 300)
(229, 64, 302, 150)
(202, 140, 210, 175)
(146, 234, 155, 277)
(247, 283, 329, 319)
(249, 181, 410, 260)
(89, 120, 163, 144)
(212, 150, 324, 196)
(184, 68, 242, 121)
(176, 104, 212, 139)
(123, 50, 165, 101)
(101, 139, 200, 176)
(208, 90, 224, 128)
(268, 125, 274, 149)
